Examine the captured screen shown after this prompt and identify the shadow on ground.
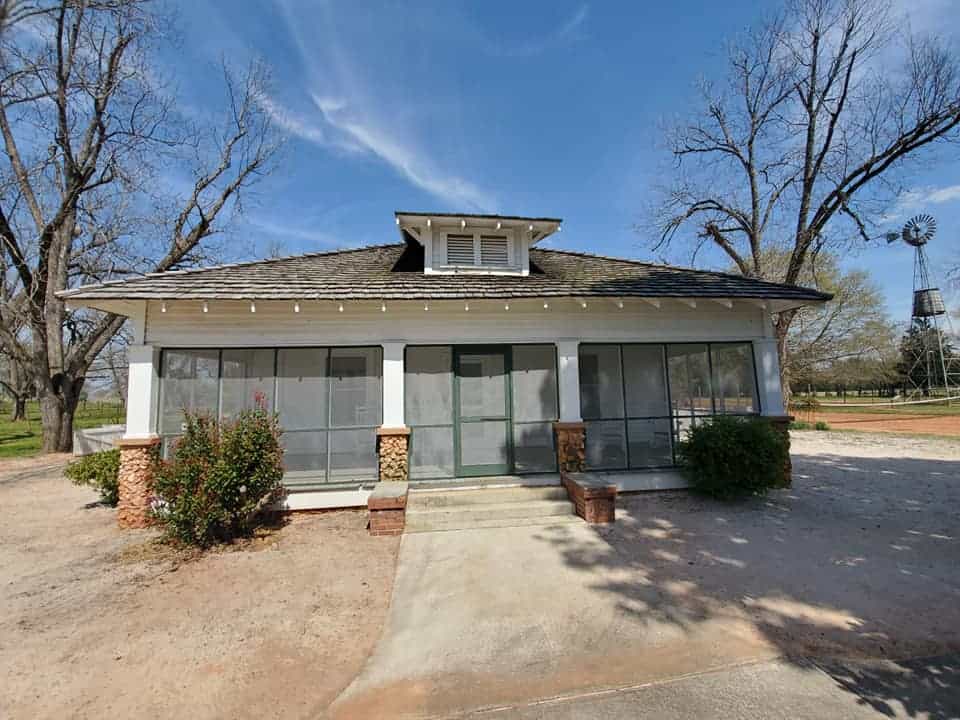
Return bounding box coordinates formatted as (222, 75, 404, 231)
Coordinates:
(529, 452, 960, 717)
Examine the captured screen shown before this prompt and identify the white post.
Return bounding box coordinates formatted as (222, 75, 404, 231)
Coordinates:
(753, 338, 785, 415)
(556, 339, 582, 422)
(381, 342, 406, 428)
(123, 344, 160, 439)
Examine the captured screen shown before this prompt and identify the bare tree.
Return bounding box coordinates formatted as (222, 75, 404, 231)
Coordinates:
(653, 0, 960, 397)
(0, 0, 281, 452)
(754, 248, 896, 385)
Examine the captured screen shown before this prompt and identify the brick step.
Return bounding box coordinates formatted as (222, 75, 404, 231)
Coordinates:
(405, 513, 583, 534)
(408, 485, 568, 508)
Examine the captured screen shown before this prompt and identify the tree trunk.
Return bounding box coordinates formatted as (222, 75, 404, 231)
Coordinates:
(11, 395, 26, 421)
(39, 374, 83, 453)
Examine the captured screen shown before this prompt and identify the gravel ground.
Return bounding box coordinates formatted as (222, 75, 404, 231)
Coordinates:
(0, 460, 399, 720)
(334, 430, 960, 718)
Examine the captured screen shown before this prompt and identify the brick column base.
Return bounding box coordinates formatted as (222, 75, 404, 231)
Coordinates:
(562, 474, 617, 524)
(116, 437, 160, 529)
(554, 422, 586, 473)
(368, 482, 408, 536)
(766, 415, 793, 488)
(377, 426, 411, 482)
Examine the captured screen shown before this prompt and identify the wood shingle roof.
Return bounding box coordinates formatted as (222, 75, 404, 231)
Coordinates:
(58, 241, 831, 304)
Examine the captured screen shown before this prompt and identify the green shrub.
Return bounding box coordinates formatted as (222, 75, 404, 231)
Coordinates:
(789, 420, 812, 430)
(814, 420, 830, 431)
(152, 403, 285, 547)
(676, 415, 789, 500)
(65, 448, 121, 506)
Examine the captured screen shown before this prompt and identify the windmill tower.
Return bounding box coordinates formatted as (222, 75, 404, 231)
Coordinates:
(886, 214, 960, 397)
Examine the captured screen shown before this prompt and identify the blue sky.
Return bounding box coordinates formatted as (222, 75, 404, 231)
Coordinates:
(164, 0, 960, 323)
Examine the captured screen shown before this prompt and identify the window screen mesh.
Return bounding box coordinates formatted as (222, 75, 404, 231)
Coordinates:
(220, 349, 274, 420)
(160, 346, 380, 486)
(579, 342, 759, 471)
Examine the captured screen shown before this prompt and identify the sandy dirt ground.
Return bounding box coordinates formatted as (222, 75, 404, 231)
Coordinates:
(813, 411, 960, 437)
(0, 459, 399, 720)
(333, 431, 960, 719)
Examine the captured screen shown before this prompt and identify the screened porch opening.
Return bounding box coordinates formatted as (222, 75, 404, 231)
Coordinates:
(404, 344, 559, 481)
(158, 347, 382, 489)
(579, 342, 759, 471)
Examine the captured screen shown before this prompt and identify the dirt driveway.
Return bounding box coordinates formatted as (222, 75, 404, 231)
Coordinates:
(814, 411, 960, 437)
(333, 431, 960, 719)
(0, 459, 399, 720)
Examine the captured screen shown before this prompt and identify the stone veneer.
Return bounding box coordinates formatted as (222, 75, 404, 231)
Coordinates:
(376, 426, 411, 482)
(553, 421, 586, 474)
(116, 437, 160, 529)
(767, 415, 794, 488)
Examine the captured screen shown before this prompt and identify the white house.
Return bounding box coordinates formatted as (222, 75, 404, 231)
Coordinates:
(59, 211, 828, 528)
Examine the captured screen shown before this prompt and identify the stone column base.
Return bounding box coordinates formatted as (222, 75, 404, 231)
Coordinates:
(766, 415, 793, 488)
(377, 426, 411, 482)
(554, 421, 586, 474)
(115, 437, 160, 529)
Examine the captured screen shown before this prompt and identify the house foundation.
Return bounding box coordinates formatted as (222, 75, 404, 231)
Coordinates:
(116, 437, 160, 529)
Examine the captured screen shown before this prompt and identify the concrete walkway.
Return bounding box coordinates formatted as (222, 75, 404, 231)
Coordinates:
(331, 432, 960, 719)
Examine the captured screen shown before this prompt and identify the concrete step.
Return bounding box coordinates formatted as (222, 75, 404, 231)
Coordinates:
(405, 513, 583, 533)
(407, 498, 575, 522)
(408, 485, 568, 508)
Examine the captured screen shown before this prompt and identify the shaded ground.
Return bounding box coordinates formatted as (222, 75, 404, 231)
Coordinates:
(814, 411, 960, 438)
(333, 431, 960, 719)
(491, 654, 960, 719)
(0, 460, 399, 720)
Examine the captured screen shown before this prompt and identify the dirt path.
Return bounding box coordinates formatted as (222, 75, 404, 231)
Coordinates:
(0, 462, 399, 720)
(812, 411, 960, 437)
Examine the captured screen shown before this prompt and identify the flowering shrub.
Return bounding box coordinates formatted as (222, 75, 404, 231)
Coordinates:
(152, 396, 285, 547)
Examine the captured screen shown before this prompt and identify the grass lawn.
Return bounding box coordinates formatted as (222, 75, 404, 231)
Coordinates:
(0, 401, 123, 459)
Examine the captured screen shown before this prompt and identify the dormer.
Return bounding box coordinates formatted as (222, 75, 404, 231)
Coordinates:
(395, 211, 562, 276)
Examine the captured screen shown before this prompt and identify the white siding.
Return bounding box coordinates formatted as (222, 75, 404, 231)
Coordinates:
(144, 298, 765, 348)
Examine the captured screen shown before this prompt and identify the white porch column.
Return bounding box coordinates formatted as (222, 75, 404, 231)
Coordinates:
(556, 339, 582, 422)
(123, 344, 160, 439)
(381, 342, 406, 428)
(753, 338, 785, 415)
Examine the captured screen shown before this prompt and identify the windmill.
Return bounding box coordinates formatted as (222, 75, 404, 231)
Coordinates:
(886, 214, 960, 397)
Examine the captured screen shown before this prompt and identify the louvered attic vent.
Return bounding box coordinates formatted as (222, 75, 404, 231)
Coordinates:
(480, 235, 509, 265)
(446, 234, 475, 265)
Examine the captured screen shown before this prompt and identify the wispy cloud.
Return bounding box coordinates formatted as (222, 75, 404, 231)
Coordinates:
(883, 184, 960, 221)
(246, 215, 350, 249)
(311, 95, 496, 212)
(485, 4, 590, 58)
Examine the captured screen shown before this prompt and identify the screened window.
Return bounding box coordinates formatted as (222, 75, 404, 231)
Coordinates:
(159, 347, 381, 486)
(159, 349, 219, 456)
(480, 235, 509, 266)
(405, 346, 455, 479)
(579, 342, 759, 470)
(511, 345, 558, 472)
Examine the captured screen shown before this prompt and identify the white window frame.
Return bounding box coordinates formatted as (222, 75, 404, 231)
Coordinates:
(439, 227, 516, 271)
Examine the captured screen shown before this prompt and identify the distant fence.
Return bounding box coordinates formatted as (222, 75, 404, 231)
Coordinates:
(73, 425, 125, 456)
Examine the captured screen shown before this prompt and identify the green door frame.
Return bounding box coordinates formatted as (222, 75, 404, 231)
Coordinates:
(453, 345, 513, 477)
